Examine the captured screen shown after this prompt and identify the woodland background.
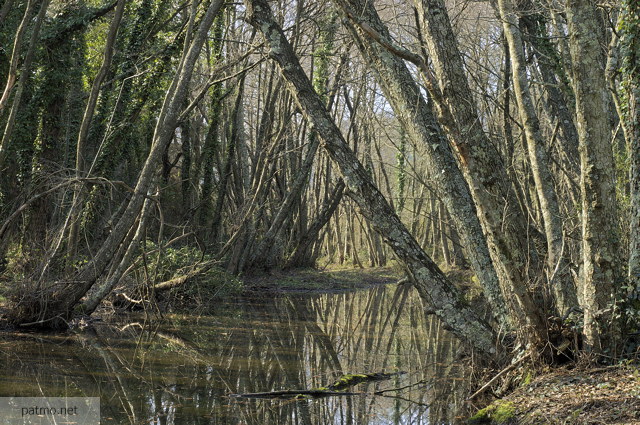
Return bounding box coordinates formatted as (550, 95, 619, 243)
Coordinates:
(0, 0, 639, 361)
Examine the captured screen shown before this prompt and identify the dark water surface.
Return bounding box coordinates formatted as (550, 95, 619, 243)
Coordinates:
(0, 284, 472, 424)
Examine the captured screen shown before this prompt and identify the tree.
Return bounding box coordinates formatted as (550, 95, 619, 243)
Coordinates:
(243, 0, 497, 355)
(8, 0, 225, 327)
(334, 0, 553, 347)
(620, 0, 640, 301)
(567, 0, 622, 354)
(495, 0, 577, 317)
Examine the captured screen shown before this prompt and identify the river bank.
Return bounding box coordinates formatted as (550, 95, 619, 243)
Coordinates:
(469, 363, 640, 424)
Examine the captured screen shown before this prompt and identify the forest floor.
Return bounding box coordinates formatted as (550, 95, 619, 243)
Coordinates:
(470, 363, 640, 424)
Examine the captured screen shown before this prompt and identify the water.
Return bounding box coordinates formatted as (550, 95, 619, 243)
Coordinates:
(0, 284, 472, 424)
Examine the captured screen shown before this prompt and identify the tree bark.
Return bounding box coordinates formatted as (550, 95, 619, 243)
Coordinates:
(567, 0, 621, 354)
(415, 0, 547, 321)
(621, 0, 640, 300)
(520, 12, 579, 176)
(244, 0, 498, 356)
(495, 0, 578, 317)
(339, 0, 551, 342)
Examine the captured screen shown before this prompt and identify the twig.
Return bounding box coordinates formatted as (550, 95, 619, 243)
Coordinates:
(230, 390, 363, 398)
(0, 177, 135, 240)
(374, 379, 428, 395)
(467, 353, 531, 400)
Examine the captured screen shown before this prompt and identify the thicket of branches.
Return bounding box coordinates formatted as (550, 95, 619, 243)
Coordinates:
(0, 0, 638, 361)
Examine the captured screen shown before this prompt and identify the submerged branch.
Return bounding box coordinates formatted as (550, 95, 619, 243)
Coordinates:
(230, 372, 406, 399)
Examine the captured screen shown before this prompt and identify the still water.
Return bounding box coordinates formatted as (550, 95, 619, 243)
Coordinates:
(0, 284, 472, 424)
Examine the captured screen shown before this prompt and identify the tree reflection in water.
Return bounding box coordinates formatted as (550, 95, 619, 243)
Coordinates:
(0, 284, 473, 424)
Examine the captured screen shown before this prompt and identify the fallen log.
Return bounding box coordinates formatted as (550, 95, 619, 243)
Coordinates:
(230, 390, 362, 399)
(230, 371, 407, 399)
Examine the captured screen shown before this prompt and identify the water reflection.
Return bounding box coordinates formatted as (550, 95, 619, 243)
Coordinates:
(0, 284, 472, 424)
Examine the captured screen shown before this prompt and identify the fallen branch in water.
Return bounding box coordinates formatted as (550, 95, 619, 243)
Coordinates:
(374, 378, 428, 395)
(230, 390, 362, 398)
(230, 371, 407, 399)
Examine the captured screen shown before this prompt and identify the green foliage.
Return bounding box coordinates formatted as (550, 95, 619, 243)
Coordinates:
(619, 0, 640, 123)
(619, 1, 640, 80)
(1, 243, 27, 282)
(468, 401, 516, 424)
(521, 369, 533, 386)
(396, 126, 407, 213)
(138, 241, 243, 295)
(312, 9, 338, 102)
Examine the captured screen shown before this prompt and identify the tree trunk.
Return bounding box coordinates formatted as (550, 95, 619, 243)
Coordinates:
(340, 0, 548, 340)
(210, 78, 244, 247)
(9, 0, 225, 328)
(0, 0, 49, 166)
(286, 180, 345, 269)
(0, 0, 36, 115)
(621, 0, 640, 300)
(0, 0, 16, 26)
(567, 0, 621, 355)
(66, 0, 127, 269)
(247, 133, 320, 269)
(520, 12, 579, 176)
(244, 0, 498, 356)
(496, 0, 578, 317)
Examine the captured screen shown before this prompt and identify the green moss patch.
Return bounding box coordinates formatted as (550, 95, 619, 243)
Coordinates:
(469, 401, 516, 424)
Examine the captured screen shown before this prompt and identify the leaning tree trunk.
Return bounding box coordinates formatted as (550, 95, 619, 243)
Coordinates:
(334, 0, 513, 330)
(243, 0, 498, 356)
(336, 0, 554, 346)
(8, 0, 225, 328)
(286, 180, 345, 269)
(567, 0, 621, 355)
(520, 11, 579, 176)
(412, 0, 555, 334)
